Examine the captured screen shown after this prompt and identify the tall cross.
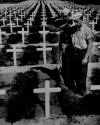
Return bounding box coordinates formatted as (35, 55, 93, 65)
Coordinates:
(0, 28, 6, 44)
(33, 80, 61, 118)
(7, 45, 23, 67)
(18, 28, 29, 44)
(38, 22, 52, 64)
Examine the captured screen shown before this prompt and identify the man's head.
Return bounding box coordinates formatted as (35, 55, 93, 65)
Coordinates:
(70, 12, 83, 27)
(61, 8, 71, 18)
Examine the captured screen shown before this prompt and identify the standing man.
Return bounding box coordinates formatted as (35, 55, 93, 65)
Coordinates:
(70, 12, 94, 95)
(59, 9, 77, 91)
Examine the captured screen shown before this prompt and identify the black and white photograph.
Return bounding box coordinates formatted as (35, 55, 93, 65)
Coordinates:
(0, 0, 100, 124)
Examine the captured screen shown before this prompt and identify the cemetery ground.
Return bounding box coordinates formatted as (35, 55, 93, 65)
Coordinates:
(1, 64, 100, 125)
(1, 1, 100, 125)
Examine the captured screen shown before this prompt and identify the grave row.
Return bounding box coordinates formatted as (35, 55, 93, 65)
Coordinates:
(0, 0, 61, 73)
(0, 0, 100, 73)
(0, 0, 100, 118)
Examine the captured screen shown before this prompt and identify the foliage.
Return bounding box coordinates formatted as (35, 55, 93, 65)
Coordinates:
(6, 69, 44, 123)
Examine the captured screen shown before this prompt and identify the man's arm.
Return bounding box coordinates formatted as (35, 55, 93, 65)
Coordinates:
(82, 38, 93, 64)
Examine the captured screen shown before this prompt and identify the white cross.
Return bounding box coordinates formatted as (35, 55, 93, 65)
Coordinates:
(13, 11, 17, 18)
(7, 45, 23, 67)
(33, 80, 61, 118)
(18, 28, 29, 44)
(30, 13, 35, 19)
(19, 13, 25, 21)
(0, 28, 6, 44)
(94, 16, 99, 23)
(4, 11, 7, 18)
(7, 21, 16, 33)
(89, 20, 97, 33)
(91, 85, 100, 90)
(24, 21, 32, 32)
(1, 17, 7, 26)
(85, 13, 91, 20)
(0, 89, 6, 95)
(7, 13, 13, 22)
(37, 45, 52, 64)
(14, 17, 21, 26)
(82, 15, 87, 22)
(38, 20, 52, 64)
(28, 17, 34, 23)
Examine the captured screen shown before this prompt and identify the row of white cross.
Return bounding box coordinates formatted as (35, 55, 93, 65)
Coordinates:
(0, 1, 61, 118)
(0, 0, 60, 67)
(0, 1, 100, 38)
(0, 0, 100, 119)
(0, 0, 100, 70)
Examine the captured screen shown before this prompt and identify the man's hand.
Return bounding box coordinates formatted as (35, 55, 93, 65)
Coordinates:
(62, 43, 67, 53)
(61, 85, 68, 91)
(82, 57, 88, 64)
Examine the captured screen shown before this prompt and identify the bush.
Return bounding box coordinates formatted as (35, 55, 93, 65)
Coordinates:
(6, 70, 44, 123)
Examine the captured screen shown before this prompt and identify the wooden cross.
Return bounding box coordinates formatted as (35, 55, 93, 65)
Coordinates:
(7, 45, 23, 67)
(18, 28, 28, 44)
(33, 80, 61, 118)
(0, 28, 6, 44)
